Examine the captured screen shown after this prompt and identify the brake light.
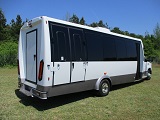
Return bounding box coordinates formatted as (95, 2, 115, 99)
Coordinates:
(38, 60, 44, 81)
(17, 59, 20, 75)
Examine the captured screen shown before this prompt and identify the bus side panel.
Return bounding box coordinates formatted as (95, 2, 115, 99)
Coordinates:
(18, 31, 26, 83)
(140, 42, 144, 77)
(135, 42, 144, 80)
(37, 19, 53, 87)
(85, 61, 137, 85)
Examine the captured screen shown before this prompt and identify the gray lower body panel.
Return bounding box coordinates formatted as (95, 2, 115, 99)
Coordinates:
(111, 73, 136, 85)
(37, 79, 97, 98)
(19, 73, 142, 99)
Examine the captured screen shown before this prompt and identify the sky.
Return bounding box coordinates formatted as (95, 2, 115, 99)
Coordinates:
(0, 0, 160, 35)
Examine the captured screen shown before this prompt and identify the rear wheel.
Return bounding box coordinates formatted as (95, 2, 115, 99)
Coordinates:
(97, 80, 110, 97)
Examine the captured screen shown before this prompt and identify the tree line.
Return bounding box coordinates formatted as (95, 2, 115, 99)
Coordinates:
(0, 9, 25, 67)
(0, 9, 160, 67)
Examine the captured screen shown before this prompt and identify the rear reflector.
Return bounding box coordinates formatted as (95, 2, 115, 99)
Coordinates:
(38, 60, 44, 81)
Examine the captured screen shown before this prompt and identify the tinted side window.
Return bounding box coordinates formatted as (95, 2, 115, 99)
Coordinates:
(56, 31, 67, 60)
(49, 24, 70, 62)
(103, 35, 117, 61)
(85, 31, 103, 61)
(126, 40, 137, 61)
(69, 28, 86, 61)
(115, 38, 127, 60)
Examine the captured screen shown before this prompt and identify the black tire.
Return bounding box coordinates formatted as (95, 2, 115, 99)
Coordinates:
(97, 79, 110, 97)
(146, 69, 151, 80)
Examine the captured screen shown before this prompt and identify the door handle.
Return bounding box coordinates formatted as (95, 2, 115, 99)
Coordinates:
(57, 64, 60, 70)
(72, 63, 74, 69)
(34, 55, 36, 61)
(83, 62, 88, 66)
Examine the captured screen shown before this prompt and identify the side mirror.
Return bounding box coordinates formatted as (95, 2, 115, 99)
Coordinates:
(144, 58, 147, 62)
(145, 58, 153, 62)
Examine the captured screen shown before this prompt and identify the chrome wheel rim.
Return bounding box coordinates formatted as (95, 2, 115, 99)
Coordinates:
(102, 82, 109, 94)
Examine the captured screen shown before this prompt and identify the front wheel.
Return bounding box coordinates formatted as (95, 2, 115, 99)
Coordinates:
(146, 69, 151, 80)
(97, 80, 110, 97)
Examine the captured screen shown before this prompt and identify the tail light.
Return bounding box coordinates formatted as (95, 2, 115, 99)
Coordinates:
(38, 60, 44, 81)
(17, 59, 20, 75)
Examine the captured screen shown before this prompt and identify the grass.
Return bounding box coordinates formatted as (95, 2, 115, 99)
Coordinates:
(0, 64, 160, 120)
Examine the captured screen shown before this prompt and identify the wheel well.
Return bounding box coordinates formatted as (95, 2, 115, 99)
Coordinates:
(104, 78, 112, 88)
(95, 77, 112, 91)
(148, 68, 152, 74)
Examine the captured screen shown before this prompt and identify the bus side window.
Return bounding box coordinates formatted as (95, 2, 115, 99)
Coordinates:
(69, 28, 86, 61)
(56, 31, 67, 61)
(103, 35, 116, 61)
(50, 24, 70, 62)
(115, 38, 127, 61)
(126, 40, 137, 61)
(85, 32, 103, 61)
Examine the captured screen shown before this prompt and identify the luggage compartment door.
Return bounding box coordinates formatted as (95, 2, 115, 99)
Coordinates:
(26, 30, 37, 83)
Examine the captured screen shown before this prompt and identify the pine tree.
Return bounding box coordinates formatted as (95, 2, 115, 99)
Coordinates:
(69, 14, 79, 24)
(79, 17, 85, 25)
(10, 15, 23, 41)
(98, 20, 105, 27)
(0, 9, 7, 41)
(153, 23, 160, 50)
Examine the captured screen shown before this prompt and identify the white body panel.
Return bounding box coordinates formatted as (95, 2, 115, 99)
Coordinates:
(71, 62, 86, 82)
(54, 62, 70, 85)
(18, 19, 45, 89)
(85, 61, 137, 80)
(143, 61, 152, 72)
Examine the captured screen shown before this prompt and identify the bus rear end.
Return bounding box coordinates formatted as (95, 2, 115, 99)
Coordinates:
(18, 17, 50, 99)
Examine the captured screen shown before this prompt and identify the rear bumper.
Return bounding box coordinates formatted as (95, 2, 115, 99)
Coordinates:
(19, 82, 47, 99)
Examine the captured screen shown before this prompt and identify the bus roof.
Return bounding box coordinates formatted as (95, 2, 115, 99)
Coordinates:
(22, 16, 142, 42)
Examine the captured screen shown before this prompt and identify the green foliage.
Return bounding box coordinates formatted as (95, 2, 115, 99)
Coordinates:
(10, 15, 23, 41)
(97, 20, 105, 27)
(79, 17, 85, 25)
(90, 20, 107, 28)
(111, 27, 123, 34)
(0, 9, 6, 27)
(0, 9, 23, 67)
(143, 39, 157, 59)
(153, 23, 160, 50)
(69, 14, 79, 24)
(0, 41, 18, 67)
(154, 50, 160, 64)
(0, 9, 7, 41)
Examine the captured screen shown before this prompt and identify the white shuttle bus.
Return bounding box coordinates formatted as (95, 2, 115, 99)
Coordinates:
(18, 16, 151, 99)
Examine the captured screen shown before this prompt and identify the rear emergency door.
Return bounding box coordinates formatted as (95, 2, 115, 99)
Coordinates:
(26, 30, 37, 83)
